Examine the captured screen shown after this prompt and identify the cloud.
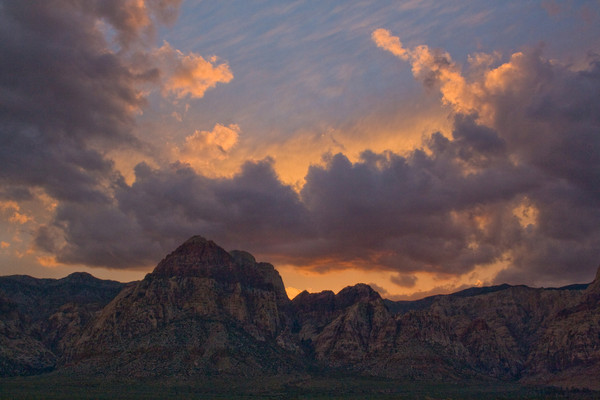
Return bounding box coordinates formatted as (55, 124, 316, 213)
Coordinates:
(94, 0, 182, 49)
(175, 123, 240, 170)
(371, 28, 409, 60)
(37, 159, 312, 269)
(295, 142, 534, 275)
(372, 29, 476, 114)
(33, 37, 600, 285)
(391, 274, 417, 288)
(372, 29, 600, 285)
(0, 1, 234, 265)
(2, 0, 598, 295)
(153, 42, 233, 99)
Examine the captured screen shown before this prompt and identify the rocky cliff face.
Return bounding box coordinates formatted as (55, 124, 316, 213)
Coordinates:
(523, 269, 600, 389)
(292, 284, 389, 368)
(1, 237, 598, 390)
(364, 285, 587, 382)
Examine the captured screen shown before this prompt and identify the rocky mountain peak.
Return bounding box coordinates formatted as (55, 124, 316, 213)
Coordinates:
(150, 236, 289, 303)
(151, 235, 234, 279)
(63, 236, 295, 375)
(229, 250, 256, 266)
(335, 283, 380, 308)
(292, 284, 381, 315)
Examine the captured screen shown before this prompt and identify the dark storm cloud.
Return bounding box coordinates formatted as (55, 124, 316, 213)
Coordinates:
(287, 45, 600, 284)
(0, 0, 225, 206)
(373, 31, 600, 285)
(39, 160, 312, 269)
(34, 49, 600, 286)
(0, 0, 160, 204)
(488, 50, 600, 199)
(42, 111, 537, 273)
(296, 136, 534, 274)
(390, 274, 417, 288)
(478, 51, 600, 285)
(0, 0, 227, 268)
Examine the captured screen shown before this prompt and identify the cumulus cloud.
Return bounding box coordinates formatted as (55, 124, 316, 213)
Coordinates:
(29, 29, 600, 287)
(36, 159, 312, 269)
(296, 142, 534, 275)
(371, 29, 600, 285)
(372, 29, 475, 114)
(153, 42, 233, 99)
(176, 123, 240, 169)
(0, 0, 231, 197)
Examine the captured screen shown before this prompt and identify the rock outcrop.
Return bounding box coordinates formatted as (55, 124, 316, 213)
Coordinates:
(292, 284, 389, 368)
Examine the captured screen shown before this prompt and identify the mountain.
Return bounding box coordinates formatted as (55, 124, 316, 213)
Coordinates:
(1, 236, 599, 391)
(291, 284, 389, 369)
(0, 272, 125, 375)
(64, 236, 303, 377)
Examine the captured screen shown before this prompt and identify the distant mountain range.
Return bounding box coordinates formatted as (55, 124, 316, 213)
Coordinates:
(1, 236, 599, 390)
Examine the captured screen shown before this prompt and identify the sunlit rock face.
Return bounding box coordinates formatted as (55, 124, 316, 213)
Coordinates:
(66, 236, 300, 376)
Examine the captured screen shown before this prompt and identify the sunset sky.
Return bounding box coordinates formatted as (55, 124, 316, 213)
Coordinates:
(1, 0, 599, 300)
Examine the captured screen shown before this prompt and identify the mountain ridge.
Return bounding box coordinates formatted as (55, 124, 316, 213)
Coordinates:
(0, 236, 598, 390)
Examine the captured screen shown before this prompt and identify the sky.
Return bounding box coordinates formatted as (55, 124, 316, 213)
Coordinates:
(1, 0, 599, 300)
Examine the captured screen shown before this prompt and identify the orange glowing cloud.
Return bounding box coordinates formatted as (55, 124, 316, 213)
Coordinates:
(36, 255, 60, 267)
(154, 42, 233, 99)
(185, 123, 240, 154)
(371, 28, 409, 60)
(174, 123, 241, 173)
(9, 212, 31, 224)
(373, 29, 479, 115)
(1, 201, 32, 225)
(371, 29, 555, 126)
